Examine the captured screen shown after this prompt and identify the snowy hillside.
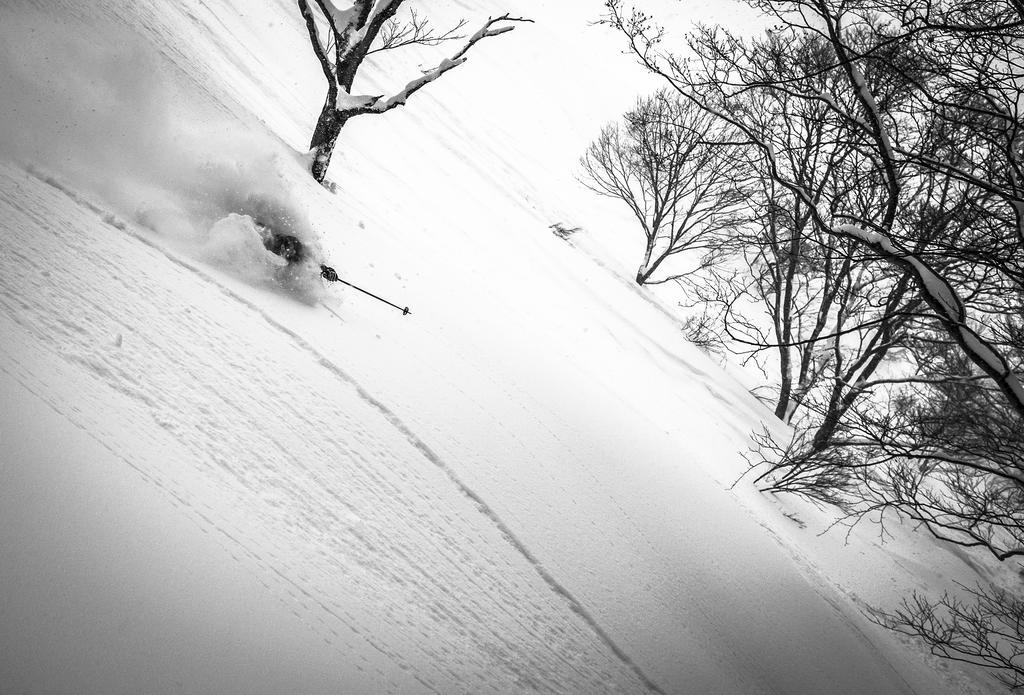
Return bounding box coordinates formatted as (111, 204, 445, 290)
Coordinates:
(0, 1, 998, 693)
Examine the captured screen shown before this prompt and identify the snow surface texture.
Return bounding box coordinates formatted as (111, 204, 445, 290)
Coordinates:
(0, 0, 1000, 693)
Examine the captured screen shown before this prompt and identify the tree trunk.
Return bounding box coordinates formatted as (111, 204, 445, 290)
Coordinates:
(637, 241, 672, 285)
(636, 237, 657, 284)
(309, 100, 349, 184)
(775, 346, 793, 420)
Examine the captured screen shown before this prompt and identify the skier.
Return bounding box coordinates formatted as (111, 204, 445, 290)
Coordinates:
(260, 223, 407, 315)
(263, 231, 305, 264)
(259, 225, 342, 282)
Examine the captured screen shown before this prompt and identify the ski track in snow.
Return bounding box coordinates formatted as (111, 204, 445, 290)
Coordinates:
(0, 162, 666, 694)
(43, 170, 669, 695)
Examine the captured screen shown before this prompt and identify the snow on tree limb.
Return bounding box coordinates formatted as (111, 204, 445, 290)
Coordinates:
(819, 11, 901, 230)
(298, 0, 336, 85)
(320, 0, 356, 27)
(834, 223, 1024, 416)
(369, 57, 467, 111)
(352, 14, 531, 115)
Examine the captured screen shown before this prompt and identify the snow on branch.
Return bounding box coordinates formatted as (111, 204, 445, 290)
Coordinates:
(834, 223, 1024, 416)
(320, 0, 356, 27)
(298, 0, 336, 85)
(356, 14, 532, 115)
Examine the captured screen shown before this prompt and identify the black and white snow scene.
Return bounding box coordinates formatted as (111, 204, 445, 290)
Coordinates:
(2, 0, 1023, 693)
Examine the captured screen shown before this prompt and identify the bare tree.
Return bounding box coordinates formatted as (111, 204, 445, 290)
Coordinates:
(871, 583, 1024, 690)
(296, 1, 530, 183)
(604, 0, 1024, 684)
(604, 0, 1024, 550)
(672, 33, 919, 424)
(580, 90, 746, 284)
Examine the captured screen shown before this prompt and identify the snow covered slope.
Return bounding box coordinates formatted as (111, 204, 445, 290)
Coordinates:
(0, 1, 995, 693)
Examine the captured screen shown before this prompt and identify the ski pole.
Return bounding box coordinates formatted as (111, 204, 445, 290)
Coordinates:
(320, 265, 411, 316)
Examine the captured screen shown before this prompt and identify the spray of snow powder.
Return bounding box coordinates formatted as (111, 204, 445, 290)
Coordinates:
(0, 6, 326, 296)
